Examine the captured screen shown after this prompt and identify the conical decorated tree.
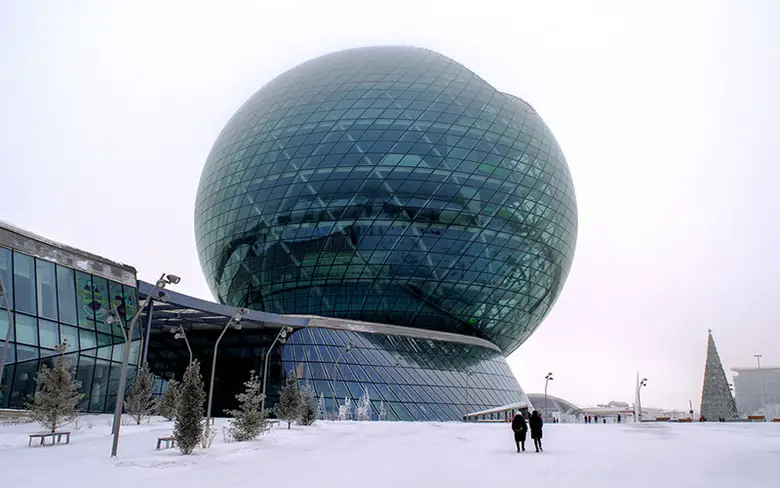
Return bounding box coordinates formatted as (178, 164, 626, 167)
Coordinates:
(274, 369, 302, 429)
(158, 379, 180, 421)
(174, 359, 205, 454)
(124, 363, 157, 425)
(700, 330, 738, 420)
(27, 343, 83, 433)
(226, 370, 268, 441)
(299, 384, 318, 426)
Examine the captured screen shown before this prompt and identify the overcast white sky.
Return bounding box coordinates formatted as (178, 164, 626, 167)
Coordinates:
(1, 0, 778, 411)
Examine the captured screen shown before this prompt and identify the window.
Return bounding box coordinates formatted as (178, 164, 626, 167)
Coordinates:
(0, 247, 12, 308)
(13, 253, 36, 314)
(56, 266, 77, 325)
(36, 259, 57, 320)
(0, 309, 12, 342)
(39, 319, 60, 349)
(15, 313, 37, 345)
(60, 324, 78, 350)
(75, 271, 94, 329)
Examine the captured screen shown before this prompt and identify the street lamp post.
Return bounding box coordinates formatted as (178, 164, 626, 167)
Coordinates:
(206, 308, 248, 427)
(0, 279, 14, 400)
(635, 377, 648, 422)
(330, 342, 353, 419)
(107, 273, 180, 457)
(172, 325, 193, 365)
(260, 326, 294, 413)
(544, 372, 554, 422)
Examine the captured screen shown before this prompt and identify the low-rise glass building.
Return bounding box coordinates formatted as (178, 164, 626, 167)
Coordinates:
(0, 221, 140, 411)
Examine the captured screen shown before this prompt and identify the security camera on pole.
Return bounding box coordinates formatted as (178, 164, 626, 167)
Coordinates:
(108, 273, 180, 457)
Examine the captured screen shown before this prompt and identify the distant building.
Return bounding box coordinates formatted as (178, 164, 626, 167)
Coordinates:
(732, 367, 780, 417)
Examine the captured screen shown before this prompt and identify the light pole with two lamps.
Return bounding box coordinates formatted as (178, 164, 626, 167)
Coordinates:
(544, 372, 554, 422)
(206, 307, 248, 427)
(635, 377, 648, 422)
(260, 326, 294, 413)
(106, 272, 180, 457)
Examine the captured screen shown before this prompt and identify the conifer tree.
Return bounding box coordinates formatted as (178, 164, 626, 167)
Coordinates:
(299, 384, 318, 426)
(174, 359, 205, 454)
(158, 379, 180, 421)
(27, 343, 83, 433)
(226, 370, 268, 441)
(274, 369, 302, 429)
(317, 392, 327, 421)
(124, 363, 157, 425)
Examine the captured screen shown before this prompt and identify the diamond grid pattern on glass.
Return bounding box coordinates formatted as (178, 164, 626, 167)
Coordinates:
(284, 327, 526, 421)
(195, 46, 577, 354)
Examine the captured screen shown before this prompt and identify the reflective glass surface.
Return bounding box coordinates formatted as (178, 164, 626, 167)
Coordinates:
(148, 325, 527, 422)
(195, 46, 577, 353)
(0, 246, 139, 411)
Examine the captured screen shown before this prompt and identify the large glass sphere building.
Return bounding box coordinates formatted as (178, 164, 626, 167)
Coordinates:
(194, 46, 577, 420)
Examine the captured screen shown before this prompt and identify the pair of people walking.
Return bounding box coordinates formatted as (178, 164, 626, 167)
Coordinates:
(511, 410, 543, 453)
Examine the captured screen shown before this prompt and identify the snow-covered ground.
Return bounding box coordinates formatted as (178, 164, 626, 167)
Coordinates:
(1, 416, 779, 487)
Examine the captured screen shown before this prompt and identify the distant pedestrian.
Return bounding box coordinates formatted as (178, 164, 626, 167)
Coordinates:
(529, 410, 544, 452)
(511, 412, 528, 452)
(594, 415, 599, 424)
(617, 414, 622, 424)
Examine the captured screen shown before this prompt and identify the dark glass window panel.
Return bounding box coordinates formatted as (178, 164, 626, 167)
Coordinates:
(36, 259, 57, 320)
(56, 266, 77, 325)
(38, 319, 60, 349)
(90, 359, 111, 411)
(15, 313, 37, 346)
(76, 356, 95, 410)
(0, 309, 13, 342)
(12, 252, 36, 314)
(15, 344, 38, 362)
(60, 324, 79, 350)
(0, 247, 12, 308)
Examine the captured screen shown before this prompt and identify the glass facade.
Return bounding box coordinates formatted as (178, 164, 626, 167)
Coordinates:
(195, 46, 577, 354)
(0, 245, 140, 411)
(147, 323, 526, 422)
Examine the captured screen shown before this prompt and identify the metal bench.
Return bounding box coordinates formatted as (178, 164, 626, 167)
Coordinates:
(28, 431, 70, 447)
(156, 436, 177, 450)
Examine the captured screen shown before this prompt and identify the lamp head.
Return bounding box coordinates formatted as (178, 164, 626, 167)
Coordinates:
(165, 274, 181, 285)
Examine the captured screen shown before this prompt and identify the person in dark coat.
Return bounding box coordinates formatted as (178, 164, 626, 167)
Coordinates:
(529, 410, 544, 452)
(511, 412, 528, 452)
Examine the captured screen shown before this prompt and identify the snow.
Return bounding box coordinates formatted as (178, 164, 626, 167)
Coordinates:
(1, 416, 779, 487)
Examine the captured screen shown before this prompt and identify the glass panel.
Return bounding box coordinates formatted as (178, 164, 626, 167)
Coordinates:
(0, 247, 12, 308)
(76, 356, 95, 410)
(0, 309, 13, 342)
(90, 359, 111, 411)
(108, 281, 125, 318)
(80, 329, 97, 350)
(56, 266, 77, 325)
(60, 324, 79, 351)
(92, 277, 109, 324)
(15, 313, 38, 346)
(39, 319, 60, 349)
(12, 252, 36, 314)
(36, 259, 57, 320)
(15, 344, 38, 362)
(75, 271, 94, 329)
(123, 285, 138, 322)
